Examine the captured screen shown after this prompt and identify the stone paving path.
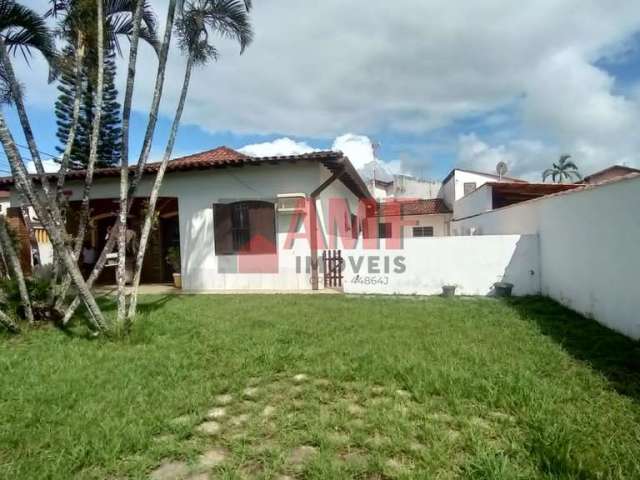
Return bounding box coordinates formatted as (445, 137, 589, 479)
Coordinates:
(147, 373, 515, 479)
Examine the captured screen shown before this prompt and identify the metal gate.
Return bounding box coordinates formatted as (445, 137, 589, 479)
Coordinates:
(322, 249, 343, 288)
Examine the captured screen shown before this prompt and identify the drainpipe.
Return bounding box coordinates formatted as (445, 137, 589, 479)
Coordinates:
(309, 164, 346, 290)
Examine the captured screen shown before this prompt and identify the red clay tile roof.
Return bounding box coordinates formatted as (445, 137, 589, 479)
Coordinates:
(374, 198, 452, 217)
(0, 147, 372, 199)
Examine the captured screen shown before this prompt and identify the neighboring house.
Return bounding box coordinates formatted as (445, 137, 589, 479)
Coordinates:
(1, 147, 370, 291)
(374, 199, 452, 238)
(451, 171, 640, 236)
(364, 167, 526, 237)
(580, 165, 640, 185)
(451, 182, 580, 234)
(438, 168, 527, 210)
(367, 175, 441, 200)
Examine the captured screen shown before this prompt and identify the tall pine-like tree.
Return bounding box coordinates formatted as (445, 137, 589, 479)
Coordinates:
(55, 46, 121, 169)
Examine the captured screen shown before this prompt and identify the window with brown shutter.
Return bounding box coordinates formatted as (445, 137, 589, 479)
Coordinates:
(214, 201, 276, 255)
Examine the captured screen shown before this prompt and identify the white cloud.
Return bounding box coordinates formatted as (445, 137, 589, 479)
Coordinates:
(25, 160, 60, 174)
(331, 134, 377, 170)
(239, 137, 316, 157)
(17, 0, 640, 177)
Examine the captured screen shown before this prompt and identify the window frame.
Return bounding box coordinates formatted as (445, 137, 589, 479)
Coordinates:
(378, 222, 392, 239)
(463, 182, 477, 196)
(214, 201, 277, 256)
(413, 226, 434, 237)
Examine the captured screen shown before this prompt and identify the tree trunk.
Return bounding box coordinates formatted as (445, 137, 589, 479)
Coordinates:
(0, 309, 19, 334)
(18, 192, 40, 265)
(0, 215, 33, 324)
(0, 112, 106, 332)
(129, 0, 178, 192)
(0, 37, 106, 330)
(115, 0, 146, 330)
(73, 15, 104, 259)
(127, 54, 193, 321)
(0, 41, 49, 192)
(61, 217, 119, 325)
(62, 0, 179, 327)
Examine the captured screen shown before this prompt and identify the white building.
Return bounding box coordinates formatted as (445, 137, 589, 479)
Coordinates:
(1, 147, 370, 291)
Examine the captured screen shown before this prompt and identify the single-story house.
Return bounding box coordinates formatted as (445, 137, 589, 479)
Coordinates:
(0, 147, 371, 291)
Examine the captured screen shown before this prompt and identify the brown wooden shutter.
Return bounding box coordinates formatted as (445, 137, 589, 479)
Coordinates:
(213, 204, 233, 255)
(247, 202, 276, 254)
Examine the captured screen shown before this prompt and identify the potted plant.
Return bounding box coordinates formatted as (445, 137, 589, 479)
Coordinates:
(441, 284, 457, 297)
(166, 246, 181, 289)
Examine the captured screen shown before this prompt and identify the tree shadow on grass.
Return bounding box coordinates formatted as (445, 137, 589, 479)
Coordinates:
(67, 295, 178, 338)
(94, 294, 176, 315)
(506, 296, 640, 403)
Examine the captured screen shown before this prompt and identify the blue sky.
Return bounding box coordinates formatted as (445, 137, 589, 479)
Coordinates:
(3, 1, 640, 182)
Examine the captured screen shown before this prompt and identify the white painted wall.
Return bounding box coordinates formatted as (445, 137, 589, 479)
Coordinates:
(452, 175, 640, 339)
(343, 235, 540, 296)
(453, 183, 493, 222)
(12, 162, 363, 291)
(452, 200, 540, 235)
(392, 176, 442, 199)
(538, 176, 640, 339)
(440, 170, 502, 208)
(399, 214, 450, 237)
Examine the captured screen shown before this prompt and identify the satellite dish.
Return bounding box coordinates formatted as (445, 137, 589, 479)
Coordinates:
(496, 161, 508, 180)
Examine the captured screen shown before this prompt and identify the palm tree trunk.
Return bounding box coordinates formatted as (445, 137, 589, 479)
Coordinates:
(61, 218, 119, 325)
(0, 111, 106, 332)
(74, 17, 104, 260)
(0, 215, 33, 324)
(62, 0, 179, 326)
(0, 309, 19, 334)
(127, 53, 193, 321)
(0, 40, 50, 192)
(0, 35, 106, 330)
(129, 0, 178, 193)
(18, 192, 40, 264)
(115, 0, 147, 328)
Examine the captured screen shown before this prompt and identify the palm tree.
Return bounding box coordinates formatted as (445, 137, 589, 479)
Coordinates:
(62, 0, 182, 326)
(0, 1, 107, 331)
(47, 0, 159, 56)
(0, 214, 33, 324)
(126, 0, 254, 321)
(0, 0, 56, 183)
(542, 155, 582, 183)
(48, 1, 160, 318)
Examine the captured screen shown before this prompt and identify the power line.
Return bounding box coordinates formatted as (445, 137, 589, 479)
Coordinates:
(14, 142, 59, 159)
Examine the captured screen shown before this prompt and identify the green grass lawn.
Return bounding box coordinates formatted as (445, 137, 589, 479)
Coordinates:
(1, 295, 639, 479)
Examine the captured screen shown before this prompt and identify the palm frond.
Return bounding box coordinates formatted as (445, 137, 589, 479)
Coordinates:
(562, 160, 579, 171)
(0, 0, 57, 65)
(558, 154, 571, 166)
(47, 0, 159, 56)
(202, 0, 254, 53)
(542, 168, 554, 182)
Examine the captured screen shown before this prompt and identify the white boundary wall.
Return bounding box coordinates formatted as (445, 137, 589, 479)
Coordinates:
(452, 175, 640, 339)
(343, 235, 540, 297)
